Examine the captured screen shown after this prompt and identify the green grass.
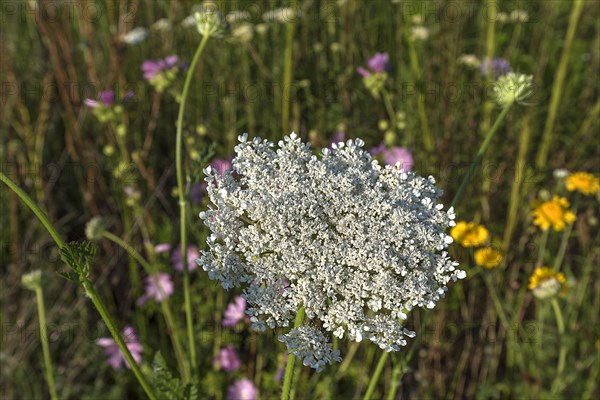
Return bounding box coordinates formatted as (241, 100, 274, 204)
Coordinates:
(1, 1, 599, 399)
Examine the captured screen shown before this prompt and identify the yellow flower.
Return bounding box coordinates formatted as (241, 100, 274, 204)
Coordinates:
(474, 247, 503, 268)
(528, 267, 566, 299)
(565, 172, 600, 196)
(450, 221, 489, 247)
(531, 196, 576, 231)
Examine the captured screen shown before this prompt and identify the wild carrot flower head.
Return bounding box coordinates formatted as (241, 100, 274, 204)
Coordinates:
(222, 296, 247, 327)
(532, 195, 576, 232)
(528, 267, 566, 299)
(171, 245, 199, 272)
(195, 1, 228, 38)
(474, 247, 503, 268)
(213, 345, 242, 372)
(480, 57, 512, 79)
(199, 133, 463, 369)
(137, 273, 174, 305)
(227, 378, 257, 400)
(96, 326, 143, 370)
(21, 270, 49, 291)
(565, 172, 599, 196)
(492, 72, 534, 106)
(451, 221, 489, 247)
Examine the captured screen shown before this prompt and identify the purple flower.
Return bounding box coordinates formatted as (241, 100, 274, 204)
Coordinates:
(84, 90, 134, 108)
(142, 55, 179, 80)
(480, 58, 512, 79)
(171, 245, 199, 272)
(137, 273, 174, 305)
(155, 243, 172, 253)
(383, 147, 414, 171)
(227, 378, 258, 400)
(190, 182, 207, 205)
(212, 158, 233, 175)
(96, 326, 143, 370)
(84, 90, 115, 108)
(222, 296, 246, 327)
(213, 345, 242, 372)
(370, 144, 414, 171)
(357, 52, 389, 77)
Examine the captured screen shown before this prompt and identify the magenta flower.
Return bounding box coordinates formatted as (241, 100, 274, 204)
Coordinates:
(211, 158, 233, 175)
(84, 90, 115, 108)
(227, 378, 258, 400)
(357, 52, 389, 77)
(137, 273, 174, 305)
(142, 55, 179, 80)
(84, 90, 134, 108)
(222, 296, 246, 327)
(370, 144, 414, 171)
(155, 243, 172, 253)
(96, 326, 143, 370)
(213, 345, 242, 372)
(171, 245, 199, 272)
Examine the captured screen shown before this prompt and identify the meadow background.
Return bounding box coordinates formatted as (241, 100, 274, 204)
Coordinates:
(1, 0, 599, 399)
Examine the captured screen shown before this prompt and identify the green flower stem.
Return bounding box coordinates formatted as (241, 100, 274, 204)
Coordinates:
(502, 114, 532, 251)
(0, 172, 156, 398)
(536, 229, 549, 268)
(380, 88, 397, 135)
(176, 32, 211, 373)
(482, 273, 510, 330)
(281, 306, 305, 400)
(0, 171, 64, 247)
(82, 280, 156, 400)
(535, 0, 584, 168)
(363, 351, 389, 400)
(281, 0, 297, 130)
(102, 231, 190, 383)
(550, 298, 567, 394)
(451, 104, 512, 208)
(407, 39, 433, 153)
(553, 196, 579, 272)
(35, 287, 58, 400)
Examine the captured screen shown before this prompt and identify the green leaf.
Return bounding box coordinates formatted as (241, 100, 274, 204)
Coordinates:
(152, 352, 198, 400)
(57, 271, 79, 282)
(59, 241, 96, 278)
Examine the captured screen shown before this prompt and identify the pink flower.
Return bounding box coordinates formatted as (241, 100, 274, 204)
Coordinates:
(357, 52, 389, 77)
(154, 243, 172, 253)
(223, 296, 246, 327)
(142, 55, 180, 80)
(211, 158, 233, 175)
(96, 326, 143, 370)
(84, 90, 133, 108)
(227, 378, 257, 400)
(137, 273, 174, 305)
(213, 345, 241, 372)
(370, 144, 413, 171)
(382, 147, 413, 171)
(171, 245, 199, 272)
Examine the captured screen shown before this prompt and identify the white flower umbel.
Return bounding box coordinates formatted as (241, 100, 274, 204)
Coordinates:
(279, 326, 342, 372)
(199, 133, 464, 369)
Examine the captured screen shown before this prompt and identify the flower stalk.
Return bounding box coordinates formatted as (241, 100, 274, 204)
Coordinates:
(451, 104, 512, 208)
(281, 306, 305, 400)
(176, 32, 211, 373)
(1, 171, 156, 400)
